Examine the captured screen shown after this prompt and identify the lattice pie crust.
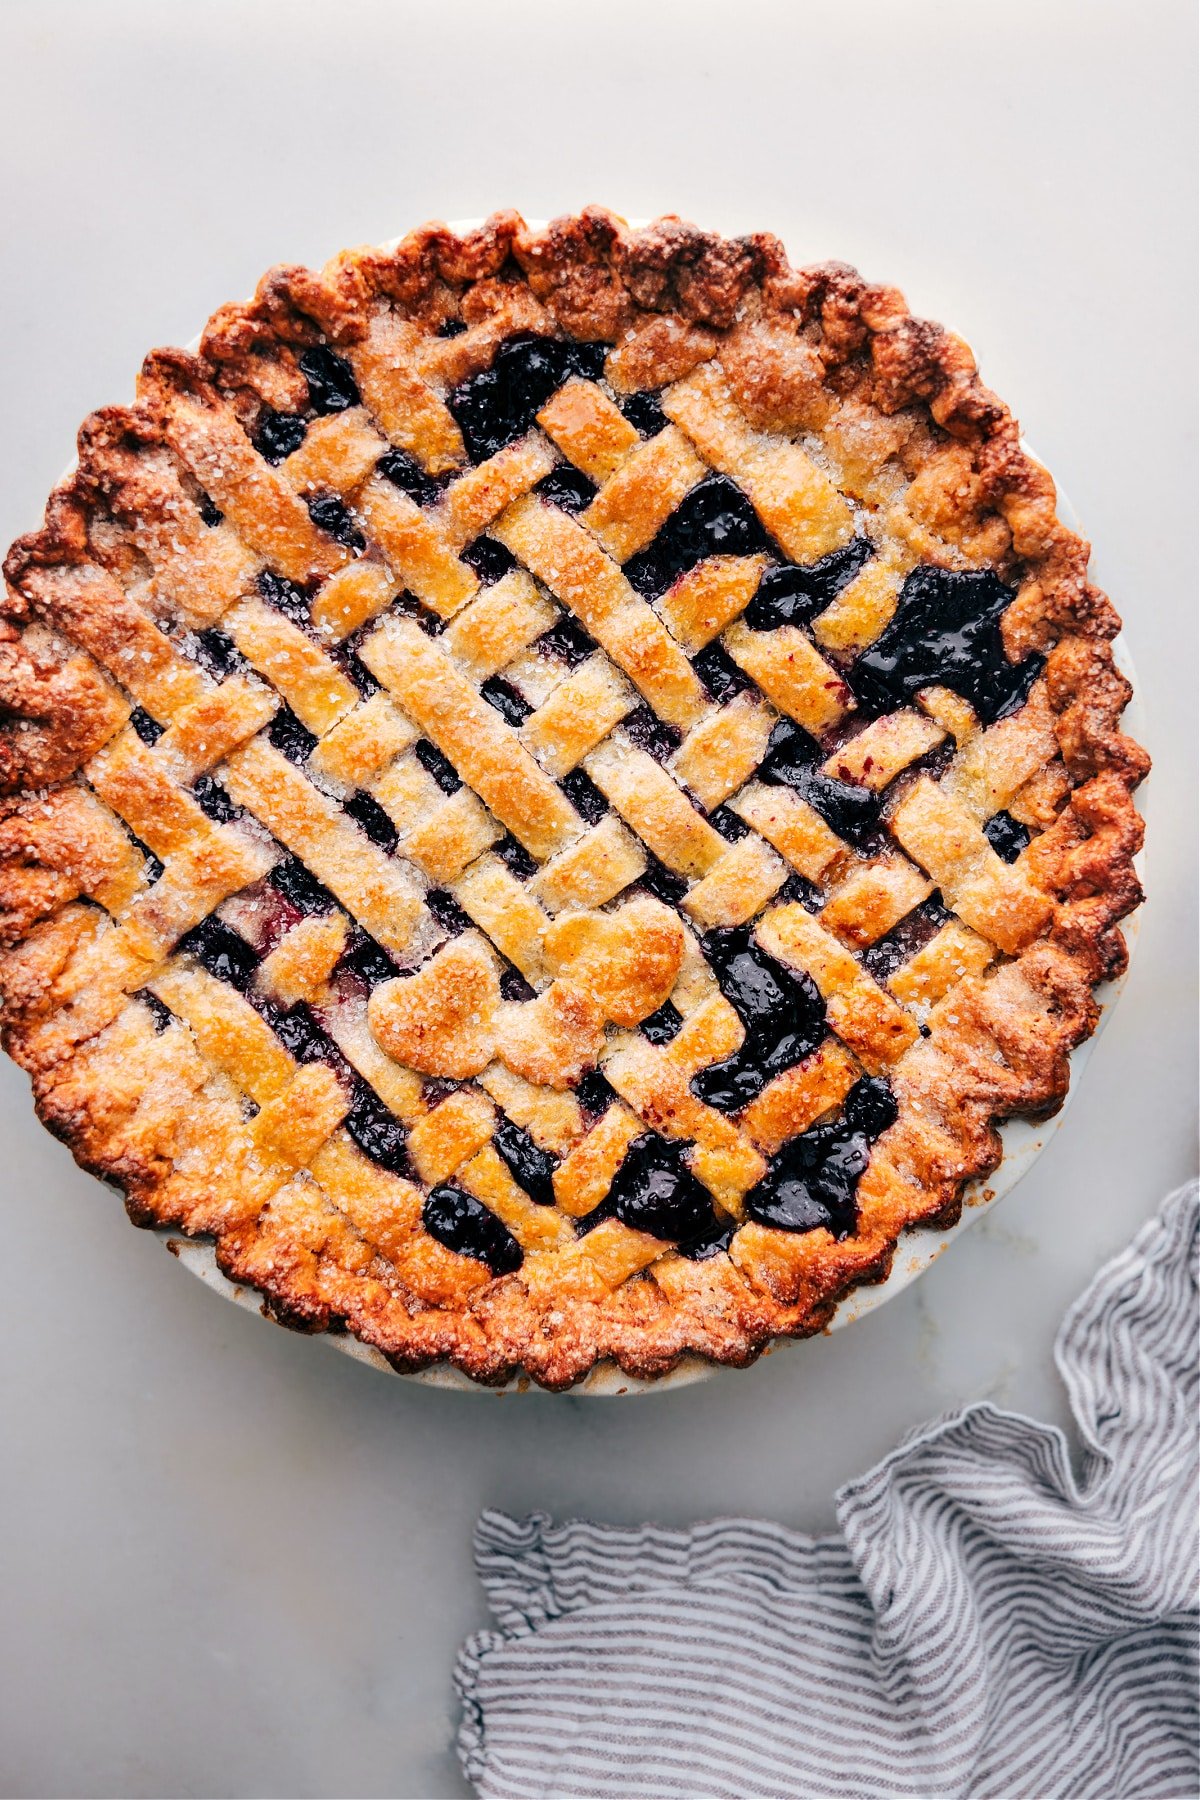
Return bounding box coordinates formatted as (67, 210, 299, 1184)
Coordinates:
(0, 211, 1147, 1387)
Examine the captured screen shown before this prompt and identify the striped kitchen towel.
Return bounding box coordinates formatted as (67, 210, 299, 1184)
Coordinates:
(455, 1184, 1199, 1798)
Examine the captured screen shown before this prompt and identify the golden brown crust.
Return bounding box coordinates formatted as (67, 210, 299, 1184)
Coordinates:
(0, 211, 1147, 1388)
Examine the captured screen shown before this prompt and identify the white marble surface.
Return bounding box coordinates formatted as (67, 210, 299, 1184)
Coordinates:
(0, 3, 1195, 1794)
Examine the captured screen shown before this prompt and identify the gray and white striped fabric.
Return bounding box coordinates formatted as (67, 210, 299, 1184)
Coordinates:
(455, 1184, 1199, 1798)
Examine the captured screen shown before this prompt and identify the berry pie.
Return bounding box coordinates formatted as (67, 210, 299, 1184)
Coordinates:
(0, 210, 1148, 1387)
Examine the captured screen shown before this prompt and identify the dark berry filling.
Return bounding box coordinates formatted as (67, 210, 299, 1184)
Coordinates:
(269, 854, 335, 914)
(690, 925, 827, 1112)
(637, 854, 690, 907)
(534, 465, 598, 514)
(193, 775, 241, 823)
(268, 705, 318, 765)
(343, 789, 399, 852)
(338, 926, 399, 987)
(584, 1133, 719, 1242)
(493, 1114, 558, 1206)
(344, 1083, 410, 1175)
(861, 893, 952, 985)
(620, 391, 668, 437)
(758, 719, 881, 847)
(178, 915, 259, 990)
(641, 1000, 684, 1045)
(306, 493, 365, 550)
(189, 627, 247, 679)
(983, 810, 1031, 863)
(678, 1218, 736, 1262)
(576, 1068, 618, 1116)
(424, 1185, 523, 1275)
(461, 536, 518, 583)
(332, 645, 380, 698)
(134, 989, 173, 1033)
(560, 767, 609, 825)
(847, 565, 1043, 725)
(743, 1077, 897, 1238)
(253, 408, 308, 464)
(390, 593, 444, 637)
(449, 333, 608, 463)
(537, 615, 597, 666)
(128, 706, 164, 746)
(709, 806, 750, 842)
(744, 536, 875, 630)
(692, 640, 753, 702)
(197, 494, 224, 528)
(413, 739, 462, 793)
(258, 569, 312, 627)
(479, 677, 532, 726)
(299, 346, 360, 415)
(779, 872, 824, 912)
(623, 704, 682, 763)
(499, 965, 536, 1002)
(425, 889, 473, 937)
(377, 448, 447, 508)
(437, 317, 467, 338)
(138, 848, 165, 885)
(624, 475, 778, 598)
(494, 836, 538, 879)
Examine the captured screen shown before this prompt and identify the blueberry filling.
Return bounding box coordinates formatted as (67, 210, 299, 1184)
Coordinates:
(269, 855, 335, 914)
(622, 704, 682, 763)
(983, 810, 1031, 864)
(576, 1068, 617, 1116)
(426, 888, 473, 937)
(137, 848, 165, 885)
(480, 677, 532, 726)
(620, 391, 668, 438)
(744, 537, 875, 630)
(437, 317, 468, 338)
(847, 565, 1043, 725)
(424, 1184, 523, 1275)
(534, 465, 598, 514)
(189, 627, 247, 679)
(678, 1219, 736, 1262)
(624, 475, 778, 599)
(637, 855, 690, 907)
(692, 640, 753, 702)
(197, 493, 224, 528)
(338, 927, 399, 987)
(299, 346, 360, 415)
(258, 569, 312, 627)
(690, 925, 827, 1112)
(413, 739, 462, 793)
(193, 775, 241, 823)
(537, 615, 597, 666)
(499, 965, 536, 1002)
(743, 1077, 897, 1238)
(134, 989, 173, 1034)
(268, 705, 318, 765)
(861, 892, 952, 985)
(306, 493, 365, 550)
(560, 767, 609, 825)
(377, 448, 447, 508)
(178, 915, 259, 990)
(253, 408, 308, 464)
(332, 645, 380, 698)
(344, 1082, 410, 1175)
(583, 1133, 719, 1243)
(128, 706, 164, 746)
(758, 718, 882, 847)
(391, 593, 444, 637)
(449, 333, 608, 463)
(494, 836, 538, 879)
(343, 789, 399, 852)
(709, 806, 750, 842)
(494, 1114, 558, 1206)
(641, 1000, 684, 1045)
(779, 872, 824, 913)
(461, 536, 517, 583)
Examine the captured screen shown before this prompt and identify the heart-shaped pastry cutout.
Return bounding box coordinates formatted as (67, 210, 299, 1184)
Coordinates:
(543, 896, 685, 1027)
(494, 980, 606, 1091)
(367, 933, 499, 1077)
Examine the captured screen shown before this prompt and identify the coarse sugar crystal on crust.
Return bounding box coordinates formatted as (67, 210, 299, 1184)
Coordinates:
(0, 209, 1147, 1387)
